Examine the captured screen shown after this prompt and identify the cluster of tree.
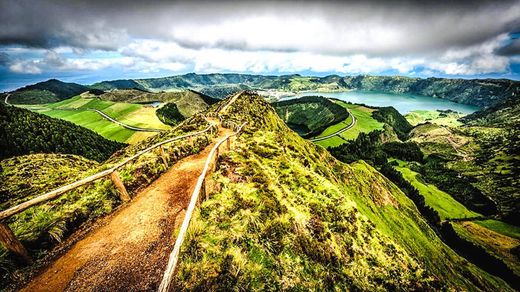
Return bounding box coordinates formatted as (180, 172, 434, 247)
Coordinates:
(414, 155, 498, 215)
(329, 131, 423, 166)
(382, 141, 423, 163)
(156, 103, 185, 126)
(0, 103, 125, 162)
(371, 107, 413, 140)
(380, 163, 441, 226)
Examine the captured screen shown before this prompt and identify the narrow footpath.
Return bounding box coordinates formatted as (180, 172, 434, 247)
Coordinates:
(22, 122, 233, 291)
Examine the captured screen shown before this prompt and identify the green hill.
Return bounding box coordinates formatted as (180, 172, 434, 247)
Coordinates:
(0, 103, 124, 162)
(5, 79, 89, 104)
(174, 92, 510, 290)
(88, 73, 519, 107)
(272, 96, 349, 137)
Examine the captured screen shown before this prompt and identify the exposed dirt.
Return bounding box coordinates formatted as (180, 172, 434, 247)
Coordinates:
(22, 123, 233, 291)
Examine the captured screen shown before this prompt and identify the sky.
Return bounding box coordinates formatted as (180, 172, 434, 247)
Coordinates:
(1, 0, 520, 91)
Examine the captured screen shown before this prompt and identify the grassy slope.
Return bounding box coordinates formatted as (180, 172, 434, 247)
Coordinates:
(393, 160, 480, 220)
(174, 92, 509, 291)
(453, 221, 520, 276)
(475, 220, 520, 240)
(315, 102, 384, 148)
(97, 89, 216, 117)
(0, 114, 214, 284)
(273, 96, 349, 137)
(26, 96, 169, 143)
(405, 110, 464, 127)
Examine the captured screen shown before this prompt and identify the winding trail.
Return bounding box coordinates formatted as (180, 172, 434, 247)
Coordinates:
(22, 121, 233, 291)
(309, 108, 356, 142)
(4, 94, 11, 105)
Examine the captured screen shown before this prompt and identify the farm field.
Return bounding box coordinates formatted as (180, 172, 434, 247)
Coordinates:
(315, 101, 384, 147)
(22, 96, 170, 143)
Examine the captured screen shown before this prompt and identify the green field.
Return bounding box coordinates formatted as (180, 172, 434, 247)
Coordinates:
(475, 219, 520, 240)
(315, 102, 384, 147)
(22, 96, 169, 143)
(405, 110, 464, 127)
(393, 160, 481, 220)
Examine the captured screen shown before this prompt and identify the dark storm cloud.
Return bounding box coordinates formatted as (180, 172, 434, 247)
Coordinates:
(1, 0, 519, 56)
(496, 39, 520, 56)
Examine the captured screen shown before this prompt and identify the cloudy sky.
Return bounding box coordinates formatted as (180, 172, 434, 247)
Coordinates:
(1, 0, 520, 90)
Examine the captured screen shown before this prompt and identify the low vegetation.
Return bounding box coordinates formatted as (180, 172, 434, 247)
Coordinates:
(313, 102, 385, 147)
(272, 96, 349, 137)
(156, 103, 185, 126)
(0, 114, 215, 286)
(174, 92, 510, 290)
(0, 103, 124, 162)
(22, 96, 170, 143)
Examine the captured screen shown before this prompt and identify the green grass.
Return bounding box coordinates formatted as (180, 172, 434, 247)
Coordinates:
(315, 102, 384, 147)
(174, 92, 511, 291)
(0, 115, 214, 286)
(393, 160, 481, 220)
(405, 110, 464, 127)
(27, 96, 170, 143)
(474, 220, 520, 240)
(38, 109, 135, 142)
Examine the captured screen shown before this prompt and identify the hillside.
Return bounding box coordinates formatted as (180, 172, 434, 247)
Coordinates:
(173, 92, 510, 290)
(20, 95, 170, 143)
(409, 121, 519, 223)
(0, 113, 214, 288)
(4, 79, 89, 104)
(89, 73, 519, 107)
(272, 96, 349, 137)
(0, 103, 124, 162)
(98, 89, 218, 117)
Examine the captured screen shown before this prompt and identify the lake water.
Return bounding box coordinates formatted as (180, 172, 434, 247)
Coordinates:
(284, 91, 479, 114)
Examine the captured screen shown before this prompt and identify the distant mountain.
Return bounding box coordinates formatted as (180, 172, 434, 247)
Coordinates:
(7, 74, 520, 107)
(0, 103, 124, 162)
(5, 79, 89, 104)
(90, 73, 520, 107)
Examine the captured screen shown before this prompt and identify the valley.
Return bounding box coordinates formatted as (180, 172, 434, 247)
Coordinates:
(0, 75, 518, 291)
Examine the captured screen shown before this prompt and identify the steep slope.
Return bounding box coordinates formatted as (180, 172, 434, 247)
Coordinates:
(5, 79, 89, 104)
(174, 92, 510, 290)
(272, 96, 349, 137)
(0, 114, 213, 289)
(0, 103, 124, 162)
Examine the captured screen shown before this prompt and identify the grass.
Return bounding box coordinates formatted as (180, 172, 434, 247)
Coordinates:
(0, 115, 214, 286)
(453, 221, 520, 276)
(474, 220, 520, 240)
(393, 160, 481, 220)
(405, 110, 464, 127)
(315, 102, 384, 148)
(174, 92, 510, 291)
(25, 96, 170, 143)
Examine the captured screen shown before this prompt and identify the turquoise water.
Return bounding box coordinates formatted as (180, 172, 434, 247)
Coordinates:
(285, 91, 479, 114)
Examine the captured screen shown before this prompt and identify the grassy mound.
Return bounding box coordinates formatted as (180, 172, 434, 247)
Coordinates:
(174, 92, 510, 290)
(6, 79, 89, 104)
(272, 96, 349, 137)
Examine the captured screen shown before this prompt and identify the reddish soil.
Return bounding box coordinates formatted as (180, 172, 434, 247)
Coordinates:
(22, 124, 233, 291)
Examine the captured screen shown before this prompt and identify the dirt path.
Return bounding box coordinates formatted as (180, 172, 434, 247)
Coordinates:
(22, 124, 233, 291)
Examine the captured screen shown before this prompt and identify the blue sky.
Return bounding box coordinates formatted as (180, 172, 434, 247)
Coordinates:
(1, 0, 519, 91)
